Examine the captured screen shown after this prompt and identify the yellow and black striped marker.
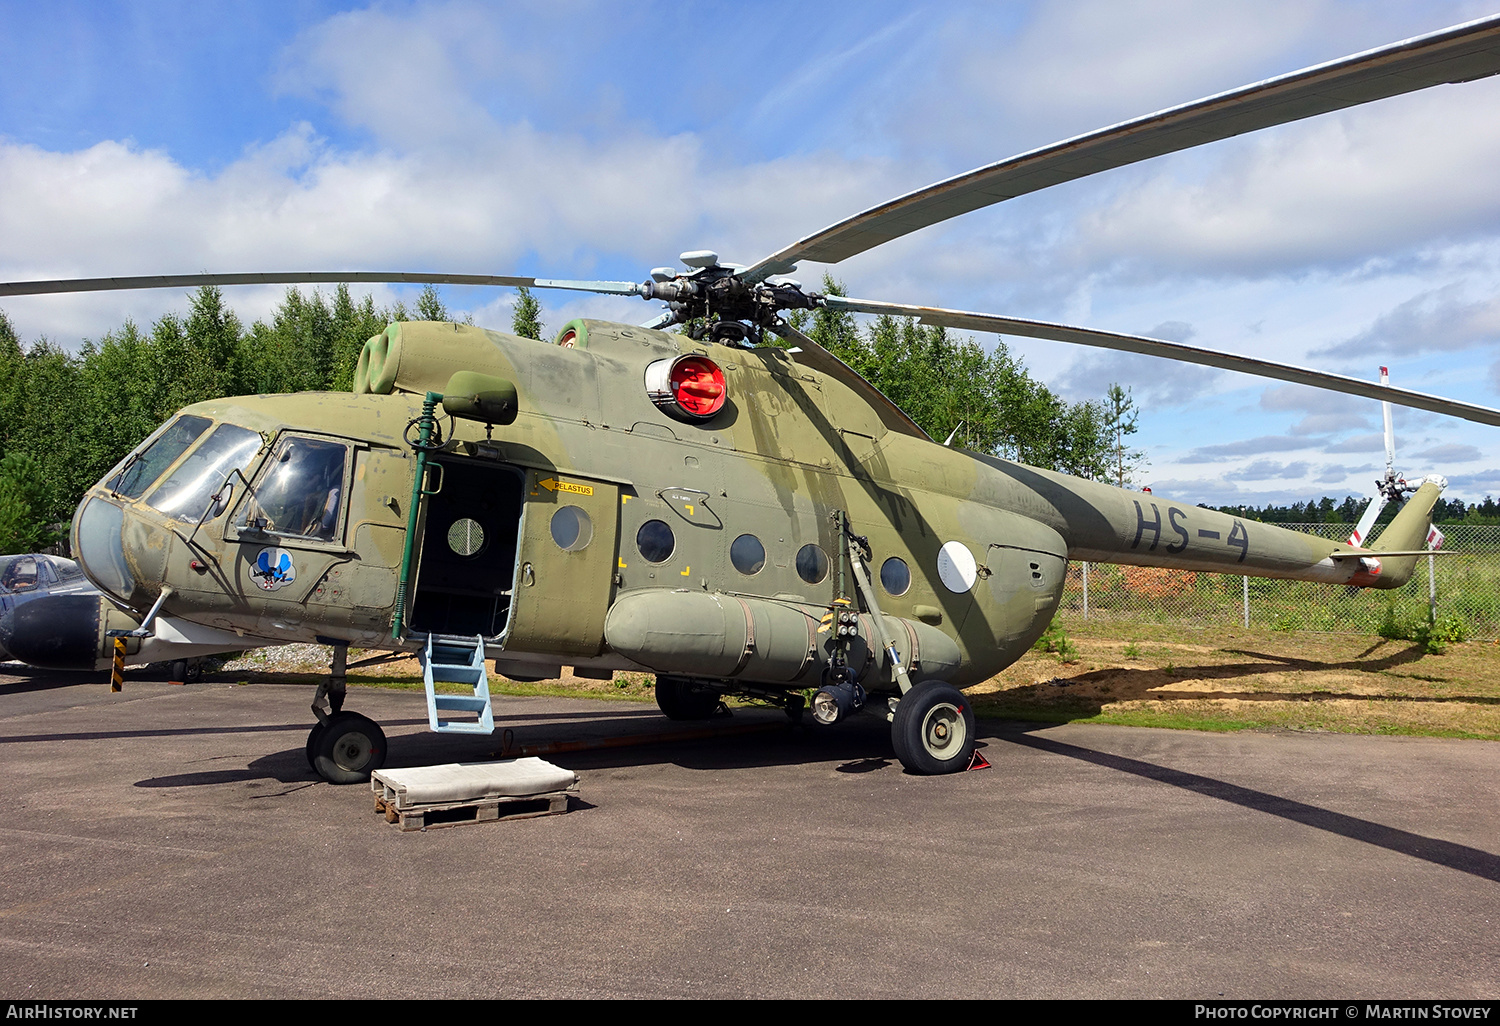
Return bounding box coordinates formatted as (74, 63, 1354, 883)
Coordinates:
(111, 638, 125, 692)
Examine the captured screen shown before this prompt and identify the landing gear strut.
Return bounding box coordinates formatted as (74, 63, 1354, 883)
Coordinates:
(305, 641, 388, 784)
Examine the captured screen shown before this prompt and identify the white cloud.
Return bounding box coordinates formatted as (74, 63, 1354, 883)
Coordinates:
(1068, 80, 1500, 280)
(1411, 443, 1484, 463)
(1181, 435, 1313, 462)
(1321, 283, 1500, 357)
(1228, 459, 1312, 480)
(1322, 433, 1388, 453)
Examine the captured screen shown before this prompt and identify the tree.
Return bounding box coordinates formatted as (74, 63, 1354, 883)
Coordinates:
(511, 286, 545, 340)
(806, 274, 863, 361)
(415, 285, 449, 322)
(330, 285, 389, 393)
(0, 453, 52, 553)
(1103, 383, 1147, 486)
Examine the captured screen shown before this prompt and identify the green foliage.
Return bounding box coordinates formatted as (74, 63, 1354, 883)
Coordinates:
(804, 276, 1118, 476)
(1200, 493, 1500, 527)
(415, 285, 449, 322)
(0, 453, 53, 553)
(511, 287, 545, 340)
(1032, 620, 1079, 662)
(1377, 601, 1405, 641)
(329, 286, 389, 393)
(1376, 600, 1469, 653)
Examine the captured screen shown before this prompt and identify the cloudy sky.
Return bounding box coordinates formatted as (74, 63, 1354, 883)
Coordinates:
(2, 0, 1498, 506)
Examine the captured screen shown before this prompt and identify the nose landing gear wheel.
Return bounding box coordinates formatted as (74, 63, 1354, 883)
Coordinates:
(305, 721, 326, 768)
(310, 711, 387, 784)
(892, 681, 976, 775)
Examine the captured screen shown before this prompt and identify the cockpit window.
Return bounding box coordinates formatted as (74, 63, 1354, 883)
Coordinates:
(146, 424, 263, 522)
(0, 555, 40, 594)
(239, 437, 349, 542)
(105, 415, 212, 499)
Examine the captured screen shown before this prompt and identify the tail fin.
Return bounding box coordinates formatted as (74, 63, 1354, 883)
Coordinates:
(1366, 475, 1445, 588)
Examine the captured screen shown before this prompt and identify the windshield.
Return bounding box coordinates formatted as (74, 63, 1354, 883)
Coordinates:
(239, 437, 349, 542)
(146, 424, 263, 522)
(105, 415, 212, 499)
(0, 555, 42, 595)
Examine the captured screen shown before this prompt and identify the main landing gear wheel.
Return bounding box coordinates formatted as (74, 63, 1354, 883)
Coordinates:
(892, 681, 976, 775)
(310, 712, 387, 784)
(654, 677, 722, 720)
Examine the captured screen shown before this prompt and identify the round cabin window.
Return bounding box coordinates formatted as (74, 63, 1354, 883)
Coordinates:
(447, 518, 486, 557)
(550, 506, 593, 552)
(881, 556, 911, 596)
(730, 534, 766, 576)
(796, 544, 829, 585)
(637, 520, 676, 564)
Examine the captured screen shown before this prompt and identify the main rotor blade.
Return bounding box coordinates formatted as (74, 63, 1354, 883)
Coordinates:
(0, 272, 645, 298)
(824, 296, 1500, 429)
(742, 15, 1500, 281)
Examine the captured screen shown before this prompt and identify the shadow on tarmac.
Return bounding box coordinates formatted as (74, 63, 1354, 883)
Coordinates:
(11, 664, 1492, 887)
(996, 726, 1500, 884)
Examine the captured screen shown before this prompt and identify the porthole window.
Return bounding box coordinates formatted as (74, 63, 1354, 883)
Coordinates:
(880, 556, 911, 596)
(730, 534, 765, 576)
(550, 506, 593, 552)
(447, 518, 486, 556)
(637, 519, 675, 563)
(796, 543, 829, 585)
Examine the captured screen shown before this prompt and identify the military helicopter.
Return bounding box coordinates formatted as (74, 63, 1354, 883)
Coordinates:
(2, 15, 1498, 782)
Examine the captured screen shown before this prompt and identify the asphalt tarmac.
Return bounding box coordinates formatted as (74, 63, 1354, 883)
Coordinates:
(0, 666, 1495, 1000)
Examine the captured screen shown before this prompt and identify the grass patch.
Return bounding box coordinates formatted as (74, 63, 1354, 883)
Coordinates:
(967, 618, 1500, 740)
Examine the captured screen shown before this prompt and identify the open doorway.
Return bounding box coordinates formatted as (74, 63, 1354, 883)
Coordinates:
(409, 459, 524, 638)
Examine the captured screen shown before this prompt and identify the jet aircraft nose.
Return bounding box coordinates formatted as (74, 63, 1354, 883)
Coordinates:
(0, 594, 111, 670)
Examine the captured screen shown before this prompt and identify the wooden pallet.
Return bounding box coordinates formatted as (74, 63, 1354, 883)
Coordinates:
(373, 784, 577, 831)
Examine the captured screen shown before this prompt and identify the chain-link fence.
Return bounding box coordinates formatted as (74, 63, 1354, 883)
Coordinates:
(1058, 523, 1500, 640)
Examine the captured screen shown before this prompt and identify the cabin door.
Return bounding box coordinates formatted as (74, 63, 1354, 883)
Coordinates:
(503, 469, 619, 658)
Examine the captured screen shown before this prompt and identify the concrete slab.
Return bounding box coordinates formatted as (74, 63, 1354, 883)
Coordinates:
(0, 670, 1495, 998)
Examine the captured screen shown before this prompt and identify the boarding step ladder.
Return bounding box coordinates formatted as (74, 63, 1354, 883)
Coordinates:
(419, 634, 495, 735)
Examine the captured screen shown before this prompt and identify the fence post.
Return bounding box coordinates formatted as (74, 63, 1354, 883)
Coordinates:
(1082, 561, 1089, 620)
(1428, 553, 1437, 624)
(1242, 575, 1249, 629)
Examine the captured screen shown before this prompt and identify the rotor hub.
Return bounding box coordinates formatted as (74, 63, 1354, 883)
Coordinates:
(638, 262, 819, 337)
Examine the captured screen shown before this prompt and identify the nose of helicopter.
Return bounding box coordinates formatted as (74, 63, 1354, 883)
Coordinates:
(73, 496, 137, 599)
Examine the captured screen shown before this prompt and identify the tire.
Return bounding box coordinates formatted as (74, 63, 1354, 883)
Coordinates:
(654, 677, 722, 721)
(311, 712, 387, 784)
(305, 721, 327, 769)
(891, 681, 975, 775)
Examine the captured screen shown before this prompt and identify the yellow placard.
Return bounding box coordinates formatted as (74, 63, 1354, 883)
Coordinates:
(539, 477, 594, 496)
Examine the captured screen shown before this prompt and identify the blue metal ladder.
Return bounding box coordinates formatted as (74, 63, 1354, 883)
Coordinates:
(420, 634, 495, 734)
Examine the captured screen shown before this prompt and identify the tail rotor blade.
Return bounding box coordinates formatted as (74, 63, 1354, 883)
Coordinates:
(1348, 495, 1387, 548)
(1381, 366, 1397, 479)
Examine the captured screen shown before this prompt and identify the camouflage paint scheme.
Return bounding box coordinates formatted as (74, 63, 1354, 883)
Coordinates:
(66, 317, 1442, 695)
